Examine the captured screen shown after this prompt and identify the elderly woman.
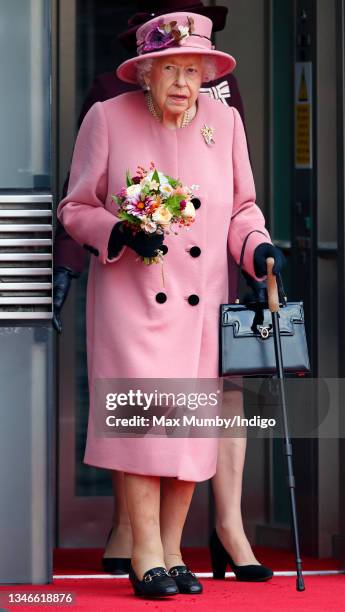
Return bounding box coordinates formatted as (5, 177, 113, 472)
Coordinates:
(57, 12, 283, 598)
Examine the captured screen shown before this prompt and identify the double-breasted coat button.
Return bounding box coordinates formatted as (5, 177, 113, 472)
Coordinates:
(188, 294, 199, 306)
(160, 244, 168, 255)
(191, 197, 201, 210)
(189, 246, 201, 258)
(156, 292, 167, 304)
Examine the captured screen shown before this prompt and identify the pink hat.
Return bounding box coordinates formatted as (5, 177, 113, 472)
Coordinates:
(116, 12, 236, 84)
(118, 1, 229, 52)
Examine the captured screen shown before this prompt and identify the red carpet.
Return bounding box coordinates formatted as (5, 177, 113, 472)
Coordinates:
(0, 576, 344, 611)
(0, 549, 343, 611)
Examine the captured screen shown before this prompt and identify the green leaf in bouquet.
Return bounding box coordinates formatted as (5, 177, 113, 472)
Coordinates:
(165, 195, 183, 215)
(151, 168, 160, 185)
(141, 184, 150, 197)
(111, 195, 121, 206)
(118, 210, 140, 225)
(126, 169, 133, 187)
(166, 174, 179, 188)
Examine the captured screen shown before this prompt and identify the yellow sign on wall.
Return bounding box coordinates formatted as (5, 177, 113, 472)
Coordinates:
(295, 62, 312, 169)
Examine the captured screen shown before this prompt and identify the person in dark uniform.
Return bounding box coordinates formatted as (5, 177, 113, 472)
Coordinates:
(54, 0, 275, 583)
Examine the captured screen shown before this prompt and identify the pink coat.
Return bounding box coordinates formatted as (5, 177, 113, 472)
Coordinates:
(57, 91, 272, 481)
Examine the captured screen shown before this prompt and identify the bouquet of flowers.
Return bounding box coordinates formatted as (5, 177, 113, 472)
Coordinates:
(111, 162, 198, 265)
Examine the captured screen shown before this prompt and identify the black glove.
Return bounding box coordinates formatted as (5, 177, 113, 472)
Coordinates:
(253, 242, 286, 278)
(242, 269, 268, 306)
(108, 222, 164, 259)
(53, 266, 80, 334)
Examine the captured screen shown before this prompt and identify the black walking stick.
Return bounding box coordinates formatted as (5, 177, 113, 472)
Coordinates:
(266, 257, 305, 592)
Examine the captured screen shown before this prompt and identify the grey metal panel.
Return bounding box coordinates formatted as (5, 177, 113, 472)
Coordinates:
(0, 297, 51, 304)
(0, 195, 52, 203)
(0, 312, 52, 319)
(0, 326, 54, 583)
(0, 283, 52, 290)
(0, 194, 53, 318)
(0, 239, 52, 245)
(0, 224, 52, 232)
(0, 210, 52, 217)
(0, 268, 52, 275)
(0, 255, 52, 261)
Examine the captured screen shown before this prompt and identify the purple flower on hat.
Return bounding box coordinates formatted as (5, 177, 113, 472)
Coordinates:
(138, 17, 195, 54)
(141, 25, 175, 53)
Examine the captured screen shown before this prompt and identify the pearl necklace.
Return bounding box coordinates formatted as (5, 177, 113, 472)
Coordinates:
(146, 91, 191, 128)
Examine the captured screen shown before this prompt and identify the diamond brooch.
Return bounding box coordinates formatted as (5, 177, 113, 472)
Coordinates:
(201, 124, 215, 146)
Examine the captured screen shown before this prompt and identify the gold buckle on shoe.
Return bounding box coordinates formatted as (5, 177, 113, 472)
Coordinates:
(143, 574, 153, 583)
(170, 567, 196, 577)
(143, 569, 168, 582)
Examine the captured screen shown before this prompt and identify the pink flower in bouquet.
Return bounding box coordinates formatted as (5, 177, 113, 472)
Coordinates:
(125, 196, 154, 218)
(117, 187, 127, 198)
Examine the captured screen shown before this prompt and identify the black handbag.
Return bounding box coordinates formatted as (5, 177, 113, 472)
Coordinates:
(220, 230, 310, 376)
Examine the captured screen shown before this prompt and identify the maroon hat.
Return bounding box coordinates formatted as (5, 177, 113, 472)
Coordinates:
(118, 0, 228, 52)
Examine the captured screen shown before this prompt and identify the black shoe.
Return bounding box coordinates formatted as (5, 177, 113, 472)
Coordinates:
(169, 565, 203, 594)
(102, 556, 131, 574)
(102, 527, 131, 575)
(129, 564, 179, 597)
(209, 529, 273, 582)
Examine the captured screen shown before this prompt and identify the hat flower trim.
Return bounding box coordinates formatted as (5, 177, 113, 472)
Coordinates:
(138, 16, 195, 54)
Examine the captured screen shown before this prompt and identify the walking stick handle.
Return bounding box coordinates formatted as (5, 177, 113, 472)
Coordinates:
(266, 257, 279, 312)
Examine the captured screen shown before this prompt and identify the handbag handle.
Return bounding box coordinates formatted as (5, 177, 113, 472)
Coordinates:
(235, 229, 287, 304)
